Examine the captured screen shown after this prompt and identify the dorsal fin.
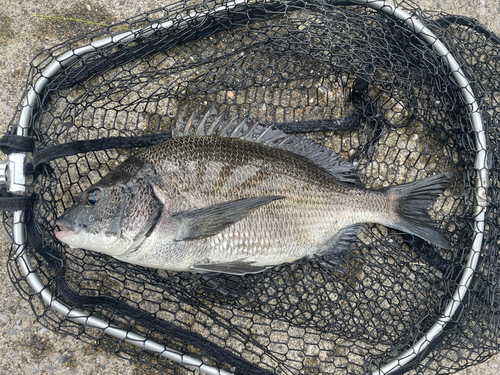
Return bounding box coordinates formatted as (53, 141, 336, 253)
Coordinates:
(271, 135, 360, 184)
(195, 105, 217, 135)
(174, 106, 360, 184)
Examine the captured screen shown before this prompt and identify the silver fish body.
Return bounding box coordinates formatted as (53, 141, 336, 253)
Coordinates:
(56, 107, 451, 275)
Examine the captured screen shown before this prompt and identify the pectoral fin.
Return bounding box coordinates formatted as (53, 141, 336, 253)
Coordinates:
(172, 195, 284, 241)
(191, 260, 269, 275)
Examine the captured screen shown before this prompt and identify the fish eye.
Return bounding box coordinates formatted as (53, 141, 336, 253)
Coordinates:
(85, 189, 102, 206)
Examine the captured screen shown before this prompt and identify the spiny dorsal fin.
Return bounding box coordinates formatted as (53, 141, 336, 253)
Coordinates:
(174, 106, 360, 184)
(194, 105, 217, 135)
(182, 105, 199, 136)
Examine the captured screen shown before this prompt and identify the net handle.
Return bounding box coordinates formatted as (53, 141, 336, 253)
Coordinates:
(8, 1, 489, 374)
(346, 0, 488, 374)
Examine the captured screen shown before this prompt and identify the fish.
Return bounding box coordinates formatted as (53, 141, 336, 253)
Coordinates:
(55, 106, 452, 276)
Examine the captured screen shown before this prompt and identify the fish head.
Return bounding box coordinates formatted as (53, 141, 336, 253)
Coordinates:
(55, 162, 163, 256)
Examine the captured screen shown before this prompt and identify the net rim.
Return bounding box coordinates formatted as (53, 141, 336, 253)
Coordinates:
(352, 0, 488, 372)
(7, 1, 489, 374)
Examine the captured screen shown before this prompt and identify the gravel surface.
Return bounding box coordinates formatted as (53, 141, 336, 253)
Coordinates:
(0, 0, 498, 374)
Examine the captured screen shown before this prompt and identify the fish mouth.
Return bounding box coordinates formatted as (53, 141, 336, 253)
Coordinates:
(55, 218, 87, 238)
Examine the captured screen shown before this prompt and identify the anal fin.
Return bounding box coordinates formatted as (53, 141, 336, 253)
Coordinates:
(313, 224, 362, 271)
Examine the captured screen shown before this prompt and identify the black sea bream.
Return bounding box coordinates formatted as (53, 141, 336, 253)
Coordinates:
(56, 107, 451, 275)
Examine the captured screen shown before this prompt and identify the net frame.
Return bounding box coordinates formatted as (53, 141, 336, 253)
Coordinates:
(2, 0, 490, 374)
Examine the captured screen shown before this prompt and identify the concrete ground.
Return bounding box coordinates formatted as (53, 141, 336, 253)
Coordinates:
(0, 0, 498, 374)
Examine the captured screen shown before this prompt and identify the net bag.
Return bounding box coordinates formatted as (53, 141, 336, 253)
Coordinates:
(1, 0, 498, 374)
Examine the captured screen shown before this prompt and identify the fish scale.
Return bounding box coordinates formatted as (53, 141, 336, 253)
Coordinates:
(55, 108, 452, 276)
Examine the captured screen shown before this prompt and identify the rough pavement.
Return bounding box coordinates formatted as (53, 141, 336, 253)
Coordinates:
(0, 0, 498, 374)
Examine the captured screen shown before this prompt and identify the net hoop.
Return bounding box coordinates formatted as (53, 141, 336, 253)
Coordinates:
(7, 1, 488, 374)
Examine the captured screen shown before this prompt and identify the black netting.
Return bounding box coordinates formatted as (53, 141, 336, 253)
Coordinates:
(2, 0, 500, 374)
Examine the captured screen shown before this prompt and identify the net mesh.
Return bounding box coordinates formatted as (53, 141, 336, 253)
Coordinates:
(3, 0, 500, 374)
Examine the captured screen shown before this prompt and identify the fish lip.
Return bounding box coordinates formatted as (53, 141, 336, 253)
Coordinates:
(55, 218, 86, 235)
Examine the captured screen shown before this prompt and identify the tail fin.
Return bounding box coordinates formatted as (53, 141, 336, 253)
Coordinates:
(385, 173, 452, 249)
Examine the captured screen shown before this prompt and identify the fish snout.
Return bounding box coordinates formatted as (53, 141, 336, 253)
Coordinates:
(56, 217, 87, 235)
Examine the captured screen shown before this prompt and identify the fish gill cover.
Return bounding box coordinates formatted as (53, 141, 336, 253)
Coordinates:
(1, 0, 499, 374)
